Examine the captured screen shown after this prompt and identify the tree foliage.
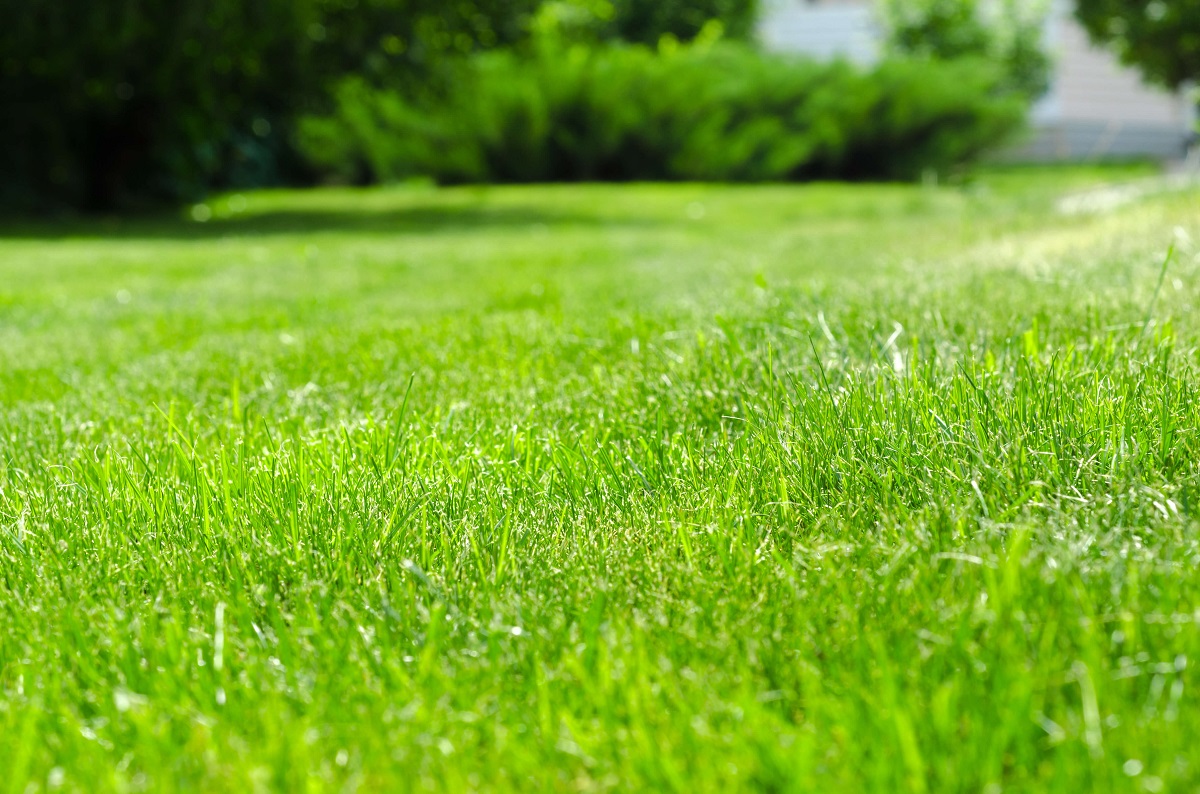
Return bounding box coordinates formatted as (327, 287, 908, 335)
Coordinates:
(1074, 0, 1200, 89)
(880, 0, 1051, 98)
(0, 0, 539, 210)
(607, 0, 759, 43)
(2, 0, 763, 210)
(531, 0, 759, 46)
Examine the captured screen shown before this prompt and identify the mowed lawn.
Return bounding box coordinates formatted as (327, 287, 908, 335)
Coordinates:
(3, 166, 1200, 792)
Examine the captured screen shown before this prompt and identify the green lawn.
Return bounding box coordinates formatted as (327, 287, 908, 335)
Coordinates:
(3, 165, 1200, 792)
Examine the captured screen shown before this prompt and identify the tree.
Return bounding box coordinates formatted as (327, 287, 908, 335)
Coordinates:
(531, 0, 759, 46)
(1074, 0, 1200, 89)
(0, 0, 539, 211)
(607, 0, 759, 44)
(880, 0, 1052, 99)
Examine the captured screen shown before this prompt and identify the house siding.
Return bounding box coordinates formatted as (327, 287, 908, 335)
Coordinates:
(1053, 18, 1184, 126)
(756, 0, 878, 64)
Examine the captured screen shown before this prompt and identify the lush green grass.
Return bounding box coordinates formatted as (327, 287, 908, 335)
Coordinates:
(3, 164, 1200, 792)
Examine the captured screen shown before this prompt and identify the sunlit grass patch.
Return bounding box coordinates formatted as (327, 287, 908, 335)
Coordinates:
(1, 165, 1198, 791)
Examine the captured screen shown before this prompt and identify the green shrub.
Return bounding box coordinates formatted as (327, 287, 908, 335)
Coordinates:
(298, 43, 1028, 185)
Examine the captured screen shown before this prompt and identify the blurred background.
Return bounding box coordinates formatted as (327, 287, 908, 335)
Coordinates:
(3, 0, 1197, 214)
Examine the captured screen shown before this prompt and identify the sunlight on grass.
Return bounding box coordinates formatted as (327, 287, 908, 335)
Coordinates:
(1, 165, 1198, 791)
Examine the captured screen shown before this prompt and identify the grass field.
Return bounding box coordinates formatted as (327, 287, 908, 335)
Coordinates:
(3, 165, 1200, 792)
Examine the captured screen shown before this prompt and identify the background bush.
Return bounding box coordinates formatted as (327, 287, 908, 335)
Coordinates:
(0, 0, 540, 211)
(297, 43, 1028, 185)
(4, 0, 1041, 210)
(1, 0, 763, 212)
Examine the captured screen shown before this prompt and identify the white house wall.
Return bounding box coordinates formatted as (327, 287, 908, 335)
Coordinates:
(1054, 16, 1183, 126)
(757, 0, 878, 64)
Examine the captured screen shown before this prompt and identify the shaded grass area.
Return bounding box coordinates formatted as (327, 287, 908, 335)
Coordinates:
(3, 165, 1200, 791)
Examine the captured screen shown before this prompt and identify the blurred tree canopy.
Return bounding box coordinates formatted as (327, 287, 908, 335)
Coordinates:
(1074, 0, 1200, 89)
(880, 0, 1051, 98)
(1, 0, 539, 210)
(532, 0, 758, 46)
(2, 0, 760, 211)
(606, 0, 758, 43)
